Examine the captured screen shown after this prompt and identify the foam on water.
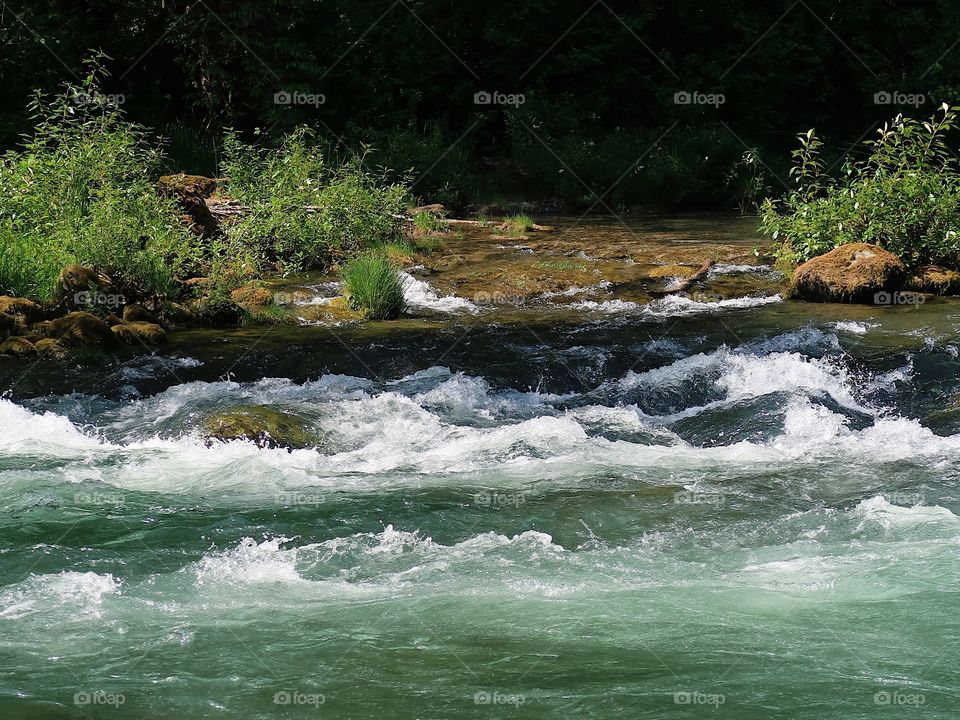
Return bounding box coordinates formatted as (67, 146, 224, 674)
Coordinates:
(400, 272, 478, 314)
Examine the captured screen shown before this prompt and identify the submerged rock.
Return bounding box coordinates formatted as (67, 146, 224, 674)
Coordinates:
(48, 311, 120, 348)
(792, 243, 905, 303)
(0, 336, 36, 358)
(202, 406, 318, 450)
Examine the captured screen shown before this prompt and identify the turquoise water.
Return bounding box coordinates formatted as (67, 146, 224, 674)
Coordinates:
(2, 223, 960, 718)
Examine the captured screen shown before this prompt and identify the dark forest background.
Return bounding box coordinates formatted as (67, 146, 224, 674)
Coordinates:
(2, 0, 958, 211)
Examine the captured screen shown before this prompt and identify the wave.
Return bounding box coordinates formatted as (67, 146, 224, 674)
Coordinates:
(400, 272, 478, 314)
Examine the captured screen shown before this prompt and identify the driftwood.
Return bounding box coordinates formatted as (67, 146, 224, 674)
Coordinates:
(648, 259, 716, 298)
(669, 259, 715, 294)
(206, 201, 551, 231)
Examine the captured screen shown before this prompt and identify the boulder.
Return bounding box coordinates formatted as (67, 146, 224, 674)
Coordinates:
(48, 311, 120, 348)
(190, 296, 244, 325)
(111, 322, 167, 345)
(230, 285, 274, 308)
(0, 311, 20, 337)
(159, 301, 194, 327)
(791, 243, 905, 303)
(202, 406, 318, 450)
(907, 265, 960, 295)
(35, 338, 67, 359)
(0, 336, 36, 358)
(122, 303, 158, 323)
(0, 296, 44, 323)
(56, 265, 115, 308)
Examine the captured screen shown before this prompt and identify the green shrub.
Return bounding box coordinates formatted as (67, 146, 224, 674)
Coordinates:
(341, 252, 405, 320)
(220, 128, 408, 273)
(0, 60, 199, 301)
(761, 104, 960, 270)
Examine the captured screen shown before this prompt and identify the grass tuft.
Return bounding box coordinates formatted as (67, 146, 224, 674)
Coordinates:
(341, 252, 406, 319)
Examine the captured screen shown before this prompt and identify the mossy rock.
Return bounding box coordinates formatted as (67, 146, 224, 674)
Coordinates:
(907, 265, 960, 295)
(48, 311, 120, 348)
(0, 336, 36, 358)
(35, 338, 67, 359)
(112, 322, 167, 345)
(792, 243, 905, 303)
(202, 406, 318, 450)
(55, 265, 115, 307)
(230, 285, 274, 308)
(190, 296, 244, 326)
(0, 312, 20, 338)
(157, 174, 218, 200)
(159, 301, 194, 327)
(0, 296, 44, 323)
(122, 303, 158, 323)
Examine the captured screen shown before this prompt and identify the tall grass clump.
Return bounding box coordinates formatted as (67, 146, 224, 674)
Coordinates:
(220, 128, 409, 273)
(761, 103, 960, 270)
(341, 252, 405, 319)
(0, 58, 197, 301)
(501, 214, 535, 236)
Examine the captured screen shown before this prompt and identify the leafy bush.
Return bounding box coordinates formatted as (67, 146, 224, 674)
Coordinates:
(341, 252, 405, 319)
(761, 104, 960, 270)
(0, 60, 198, 301)
(220, 127, 408, 273)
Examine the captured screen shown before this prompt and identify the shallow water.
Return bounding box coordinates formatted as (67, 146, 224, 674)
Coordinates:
(2, 216, 960, 718)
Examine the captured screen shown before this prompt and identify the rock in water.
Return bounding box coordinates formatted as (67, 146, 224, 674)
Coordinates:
(202, 406, 318, 450)
(0, 337, 36, 358)
(907, 265, 960, 295)
(112, 322, 167, 345)
(48, 311, 121, 348)
(791, 243, 905, 303)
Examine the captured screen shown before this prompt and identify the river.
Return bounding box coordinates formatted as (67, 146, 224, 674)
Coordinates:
(1, 216, 958, 718)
